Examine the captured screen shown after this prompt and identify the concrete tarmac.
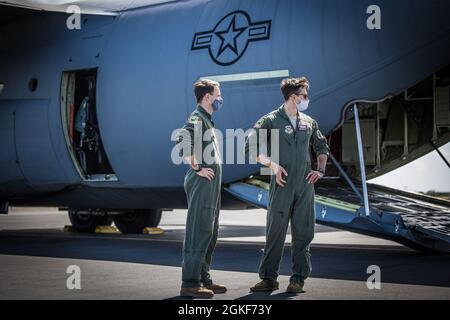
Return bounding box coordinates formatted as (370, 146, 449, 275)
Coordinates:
(0, 207, 449, 300)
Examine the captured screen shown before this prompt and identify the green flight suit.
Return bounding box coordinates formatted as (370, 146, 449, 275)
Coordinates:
(246, 105, 330, 284)
(175, 105, 222, 288)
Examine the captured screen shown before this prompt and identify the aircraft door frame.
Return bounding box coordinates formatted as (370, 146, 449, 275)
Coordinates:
(60, 68, 117, 182)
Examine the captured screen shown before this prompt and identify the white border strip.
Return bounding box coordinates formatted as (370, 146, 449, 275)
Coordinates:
(201, 69, 289, 83)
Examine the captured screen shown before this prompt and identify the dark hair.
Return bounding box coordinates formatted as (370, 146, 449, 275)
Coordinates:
(193, 79, 220, 103)
(280, 77, 310, 101)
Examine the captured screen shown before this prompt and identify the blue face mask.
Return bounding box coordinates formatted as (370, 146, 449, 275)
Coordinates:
(212, 97, 223, 111)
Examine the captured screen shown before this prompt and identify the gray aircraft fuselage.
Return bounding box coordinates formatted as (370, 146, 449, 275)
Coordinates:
(1, 0, 450, 210)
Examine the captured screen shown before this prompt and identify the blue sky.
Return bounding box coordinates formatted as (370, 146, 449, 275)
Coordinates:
(369, 142, 450, 193)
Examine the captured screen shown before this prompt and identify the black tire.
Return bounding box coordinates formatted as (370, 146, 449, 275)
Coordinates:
(68, 209, 113, 233)
(113, 209, 162, 234)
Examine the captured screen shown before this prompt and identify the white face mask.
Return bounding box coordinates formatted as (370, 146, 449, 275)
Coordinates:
(297, 99, 309, 112)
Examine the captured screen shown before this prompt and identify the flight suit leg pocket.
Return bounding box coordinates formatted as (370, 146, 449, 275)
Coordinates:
(268, 202, 283, 214)
(267, 203, 288, 230)
(265, 204, 289, 258)
(199, 204, 216, 234)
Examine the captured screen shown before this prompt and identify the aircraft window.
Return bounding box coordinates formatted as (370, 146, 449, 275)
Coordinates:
(0, 83, 4, 95)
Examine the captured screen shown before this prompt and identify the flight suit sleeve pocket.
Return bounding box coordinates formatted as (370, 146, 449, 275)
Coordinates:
(311, 120, 330, 156)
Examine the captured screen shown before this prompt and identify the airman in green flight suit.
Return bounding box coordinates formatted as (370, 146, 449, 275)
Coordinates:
(246, 77, 330, 293)
(175, 79, 227, 299)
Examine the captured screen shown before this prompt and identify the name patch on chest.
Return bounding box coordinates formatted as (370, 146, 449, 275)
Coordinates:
(298, 120, 311, 132)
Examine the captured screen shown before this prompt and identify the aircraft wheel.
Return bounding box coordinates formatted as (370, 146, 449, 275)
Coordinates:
(113, 209, 162, 234)
(68, 209, 113, 233)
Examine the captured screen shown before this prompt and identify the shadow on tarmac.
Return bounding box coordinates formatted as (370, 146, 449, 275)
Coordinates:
(0, 226, 449, 288)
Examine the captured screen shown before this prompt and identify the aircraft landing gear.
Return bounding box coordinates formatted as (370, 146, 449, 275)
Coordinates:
(67, 208, 162, 234)
(112, 209, 162, 234)
(68, 209, 113, 233)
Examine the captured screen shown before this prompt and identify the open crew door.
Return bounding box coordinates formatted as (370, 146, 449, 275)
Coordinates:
(60, 68, 117, 181)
